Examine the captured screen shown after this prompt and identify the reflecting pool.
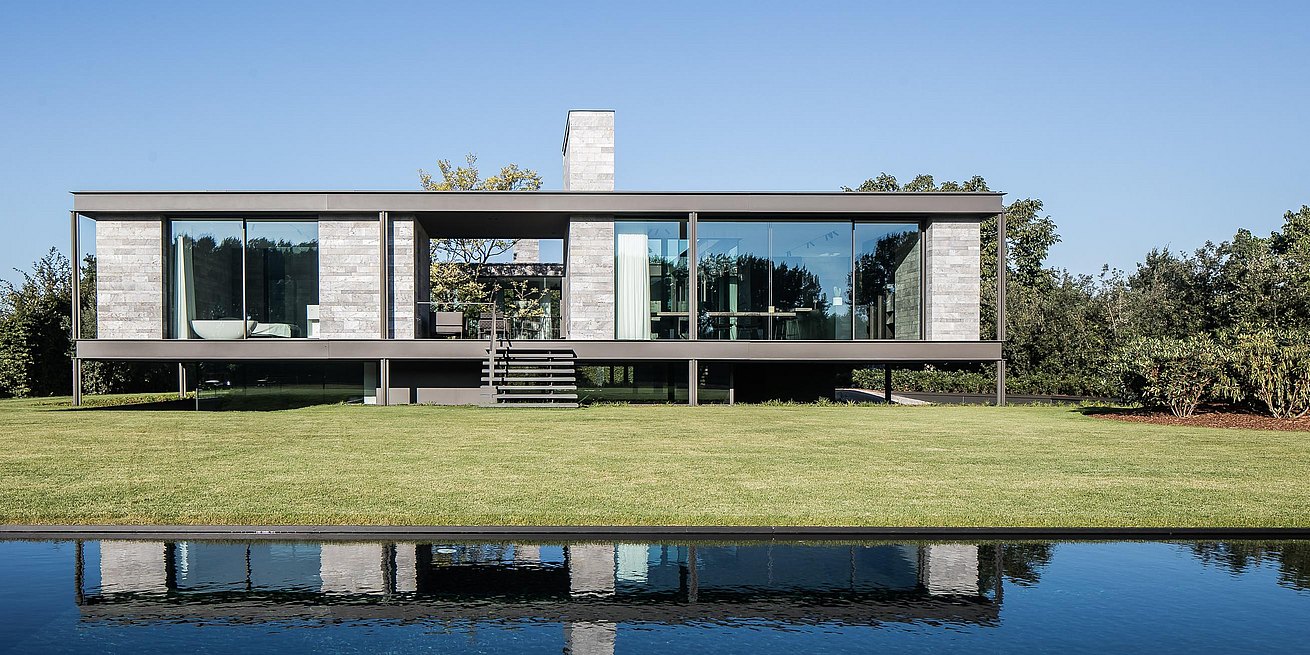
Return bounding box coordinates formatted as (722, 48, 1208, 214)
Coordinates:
(1, 539, 1308, 653)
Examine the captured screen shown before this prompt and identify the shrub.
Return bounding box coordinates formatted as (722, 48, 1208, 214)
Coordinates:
(1111, 336, 1236, 417)
(1229, 330, 1310, 419)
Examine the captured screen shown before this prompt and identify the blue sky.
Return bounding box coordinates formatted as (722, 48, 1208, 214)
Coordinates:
(2, 0, 1307, 276)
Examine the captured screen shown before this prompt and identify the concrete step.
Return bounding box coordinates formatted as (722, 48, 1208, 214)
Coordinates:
(493, 384, 578, 391)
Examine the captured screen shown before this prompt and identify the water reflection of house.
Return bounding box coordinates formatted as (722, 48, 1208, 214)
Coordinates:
(83, 540, 999, 652)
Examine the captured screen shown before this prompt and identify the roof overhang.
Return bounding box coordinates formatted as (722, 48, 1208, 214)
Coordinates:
(72, 191, 1003, 218)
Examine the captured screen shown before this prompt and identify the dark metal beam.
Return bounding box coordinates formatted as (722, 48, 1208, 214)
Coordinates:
(76, 338, 1004, 363)
(72, 191, 1005, 216)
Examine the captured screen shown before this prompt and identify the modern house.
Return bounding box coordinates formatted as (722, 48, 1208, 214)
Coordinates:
(70, 110, 1006, 408)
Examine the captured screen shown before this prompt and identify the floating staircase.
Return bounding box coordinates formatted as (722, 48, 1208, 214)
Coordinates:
(482, 346, 579, 407)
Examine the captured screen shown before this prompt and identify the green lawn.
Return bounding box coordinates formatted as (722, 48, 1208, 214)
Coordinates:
(1, 398, 1307, 527)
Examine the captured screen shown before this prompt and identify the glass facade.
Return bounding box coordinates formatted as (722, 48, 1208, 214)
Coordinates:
(245, 222, 320, 338)
(576, 362, 689, 403)
(692, 219, 920, 340)
(194, 361, 373, 410)
(614, 219, 689, 340)
(697, 221, 769, 340)
(853, 223, 921, 340)
(169, 219, 318, 339)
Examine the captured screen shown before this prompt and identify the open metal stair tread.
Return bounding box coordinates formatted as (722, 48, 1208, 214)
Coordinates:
(484, 345, 579, 408)
(483, 368, 576, 375)
(487, 361, 573, 366)
(489, 382, 576, 387)
(488, 402, 580, 408)
(495, 393, 580, 400)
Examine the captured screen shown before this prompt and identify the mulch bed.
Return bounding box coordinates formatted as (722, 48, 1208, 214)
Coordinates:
(1090, 407, 1310, 432)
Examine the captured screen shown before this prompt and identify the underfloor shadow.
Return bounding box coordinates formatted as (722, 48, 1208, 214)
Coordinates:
(61, 399, 197, 412)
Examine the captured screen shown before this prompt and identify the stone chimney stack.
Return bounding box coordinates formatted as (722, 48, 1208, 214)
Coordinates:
(515, 110, 615, 264)
(562, 110, 615, 191)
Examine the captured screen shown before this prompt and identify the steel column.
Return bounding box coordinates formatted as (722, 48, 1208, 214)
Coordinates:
(71, 358, 82, 407)
(379, 211, 390, 339)
(379, 358, 390, 406)
(70, 211, 80, 341)
(70, 211, 82, 407)
(884, 365, 892, 403)
(996, 209, 1007, 407)
(687, 211, 698, 340)
(688, 358, 698, 406)
(177, 363, 187, 399)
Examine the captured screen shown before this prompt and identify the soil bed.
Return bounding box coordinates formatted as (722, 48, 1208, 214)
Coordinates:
(1092, 406, 1310, 432)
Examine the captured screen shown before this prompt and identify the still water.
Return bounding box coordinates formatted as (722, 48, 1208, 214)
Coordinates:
(1, 538, 1307, 653)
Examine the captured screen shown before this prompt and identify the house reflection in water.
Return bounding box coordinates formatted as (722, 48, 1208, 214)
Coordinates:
(84, 540, 1000, 654)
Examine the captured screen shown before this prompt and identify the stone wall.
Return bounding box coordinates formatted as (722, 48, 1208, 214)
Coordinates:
(894, 237, 922, 339)
(95, 216, 164, 339)
(924, 220, 981, 341)
(318, 215, 380, 338)
(565, 216, 616, 339)
(563, 110, 615, 191)
(562, 110, 617, 339)
(389, 215, 416, 339)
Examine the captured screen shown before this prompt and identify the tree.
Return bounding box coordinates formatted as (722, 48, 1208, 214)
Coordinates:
(420, 154, 545, 321)
(0, 248, 72, 397)
(420, 153, 545, 271)
(847, 173, 1075, 389)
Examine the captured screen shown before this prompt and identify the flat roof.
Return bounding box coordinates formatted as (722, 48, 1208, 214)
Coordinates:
(72, 190, 1003, 217)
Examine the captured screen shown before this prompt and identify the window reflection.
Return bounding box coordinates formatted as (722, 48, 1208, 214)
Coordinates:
(169, 219, 319, 339)
(695, 220, 906, 340)
(697, 221, 769, 340)
(854, 223, 921, 340)
(615, 220, 689, 340)
(169, 220, 244, 339)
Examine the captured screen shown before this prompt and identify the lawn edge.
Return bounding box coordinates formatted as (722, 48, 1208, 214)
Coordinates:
(3, 524, 1308, 541)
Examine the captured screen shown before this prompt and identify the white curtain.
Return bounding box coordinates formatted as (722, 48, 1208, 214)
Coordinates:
(615, 232, 652, 340)
(174, 235, 196, 339)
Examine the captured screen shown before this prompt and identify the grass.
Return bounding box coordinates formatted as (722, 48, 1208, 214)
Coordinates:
(1, 397, 1307, 527)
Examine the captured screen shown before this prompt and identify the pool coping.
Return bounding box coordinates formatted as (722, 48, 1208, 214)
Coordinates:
(2, 525, 1308, 541)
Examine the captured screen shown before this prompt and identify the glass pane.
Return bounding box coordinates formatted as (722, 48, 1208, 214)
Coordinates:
(770, 221, 852, 340)
(615, 220, 688, 340)
(697, 221, 769, 340)
(854, 223, 921, 340)
(77, 216, 96, 339)
(477, 275, 563, 339)
(245, 221, 319, 338)
(170, 220, 244, 339)
(576, 362, 688, 403)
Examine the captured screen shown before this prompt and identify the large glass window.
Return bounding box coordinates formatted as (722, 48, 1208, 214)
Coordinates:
(770, 221, 852, 340)
(853, 223, 921, 340)
(697, 221, 769, 340)
(615, 220, 689, 340)
(695, 219, 922, 340)
(246, 222, 319, 338)
(170, 220, 244, 339)
(170, 219, 319, 339)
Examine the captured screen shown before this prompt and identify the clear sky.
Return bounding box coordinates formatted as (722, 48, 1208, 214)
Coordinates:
(2, 0, 1307, 276)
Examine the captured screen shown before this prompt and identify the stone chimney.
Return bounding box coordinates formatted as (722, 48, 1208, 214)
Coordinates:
(514, 110, 615, 264)
(562, 110, 615, 191)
